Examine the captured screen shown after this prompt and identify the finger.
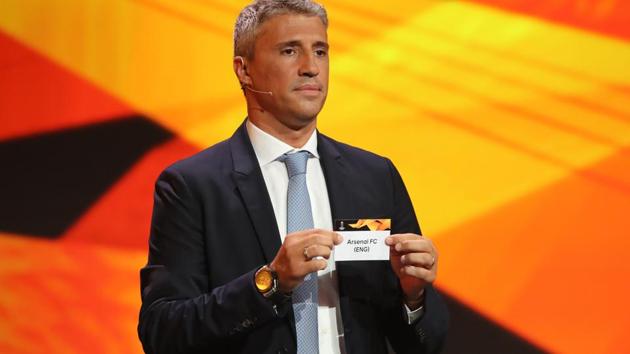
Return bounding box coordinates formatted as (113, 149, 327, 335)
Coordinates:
(304, 258, 328, 273)
(285, 233, 331, 253)
(305, 231, 342, 249)
(311, 229, 340, 240)
(394, 238, 433, 254)
(401, 265, 435, 282)
(386, 233, 423, 246)
(306, 234, 335, 249)
(287, 228, 332, 240)
(401, 253, 435, 269)
(334, 232, 343, 245)
(322, 230, 344, 246)
(304, 244, 332, 260)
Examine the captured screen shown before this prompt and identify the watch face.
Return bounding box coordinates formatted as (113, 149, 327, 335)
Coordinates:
(255, 268, 273, 293)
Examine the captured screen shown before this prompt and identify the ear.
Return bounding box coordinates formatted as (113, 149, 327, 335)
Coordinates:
(233, 56, 252, 88)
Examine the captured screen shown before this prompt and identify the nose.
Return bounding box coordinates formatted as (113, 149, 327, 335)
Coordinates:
(298, 52, 319, 78)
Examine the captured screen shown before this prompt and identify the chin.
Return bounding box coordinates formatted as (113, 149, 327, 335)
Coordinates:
(291, 111, 318, 125)
(278, 110, 318, 130)
(294, 99, 326, 120)
(295, 108, 322, 122)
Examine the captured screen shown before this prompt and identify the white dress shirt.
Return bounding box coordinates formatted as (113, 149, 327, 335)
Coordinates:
(246, 120, 423, 354)
(246, 120, 346, 354)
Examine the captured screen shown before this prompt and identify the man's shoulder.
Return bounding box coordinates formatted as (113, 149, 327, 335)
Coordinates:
(160, 138, 232, 182)
(319, 132, 392, 170)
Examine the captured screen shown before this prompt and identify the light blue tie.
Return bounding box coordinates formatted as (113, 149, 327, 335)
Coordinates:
(281, 151, 318, 354)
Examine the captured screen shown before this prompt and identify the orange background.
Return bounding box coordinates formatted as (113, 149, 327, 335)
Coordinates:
(1, 1, 629, 353)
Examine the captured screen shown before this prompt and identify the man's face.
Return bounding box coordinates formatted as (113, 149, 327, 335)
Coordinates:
(245, 13, 329, 127)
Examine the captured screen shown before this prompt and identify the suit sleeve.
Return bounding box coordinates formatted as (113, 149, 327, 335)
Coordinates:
(138, 167, 290, 354)
(381, 158, 449, 354)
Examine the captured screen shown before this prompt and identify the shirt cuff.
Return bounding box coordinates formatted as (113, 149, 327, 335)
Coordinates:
(403, 303, 425, 325)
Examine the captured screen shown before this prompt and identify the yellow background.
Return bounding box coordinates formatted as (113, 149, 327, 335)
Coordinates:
(1, 0, 629, 353)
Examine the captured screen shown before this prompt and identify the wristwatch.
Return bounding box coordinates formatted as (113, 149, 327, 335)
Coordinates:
(254, 265, 291, 303)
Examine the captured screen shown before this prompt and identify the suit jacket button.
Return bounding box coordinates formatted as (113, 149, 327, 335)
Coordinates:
(416, 328, 426, 343)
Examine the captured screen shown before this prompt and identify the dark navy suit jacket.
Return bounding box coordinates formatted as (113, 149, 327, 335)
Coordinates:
(138, 122, 448, 354)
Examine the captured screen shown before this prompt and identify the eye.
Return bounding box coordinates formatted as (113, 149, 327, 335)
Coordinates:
(281, 48, 296, 55)
(315, 49, 328, 57)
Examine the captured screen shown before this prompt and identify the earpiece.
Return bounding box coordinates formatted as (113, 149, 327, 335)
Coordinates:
(236, 56, 273, 96)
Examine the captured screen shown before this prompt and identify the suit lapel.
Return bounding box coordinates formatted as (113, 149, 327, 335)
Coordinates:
(318, 133, 362, 354)
(317, 133, 353, 220)
(229, 121, 281, 263)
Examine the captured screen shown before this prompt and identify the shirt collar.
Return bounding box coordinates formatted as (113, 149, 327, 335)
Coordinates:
(246, 119, 319, 166)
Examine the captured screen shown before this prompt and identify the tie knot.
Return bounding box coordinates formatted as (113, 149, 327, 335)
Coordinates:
(281, 151, 310, 178)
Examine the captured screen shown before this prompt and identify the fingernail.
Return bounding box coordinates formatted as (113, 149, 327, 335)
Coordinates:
(401, 255, 406, 264)
(395, 243, 401, 251)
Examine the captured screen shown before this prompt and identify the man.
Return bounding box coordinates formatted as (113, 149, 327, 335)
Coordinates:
(138, 1, 448, 353)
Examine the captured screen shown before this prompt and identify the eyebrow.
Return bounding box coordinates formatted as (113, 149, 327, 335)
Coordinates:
(275, 40, 329, 50)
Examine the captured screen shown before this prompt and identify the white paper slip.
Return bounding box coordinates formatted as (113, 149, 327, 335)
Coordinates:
(334, 219, 391, 261)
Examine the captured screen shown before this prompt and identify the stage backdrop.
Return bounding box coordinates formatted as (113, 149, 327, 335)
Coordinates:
(1, 1, 629, 353)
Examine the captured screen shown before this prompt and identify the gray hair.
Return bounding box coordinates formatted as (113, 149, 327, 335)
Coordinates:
(234, 0, 328, 58)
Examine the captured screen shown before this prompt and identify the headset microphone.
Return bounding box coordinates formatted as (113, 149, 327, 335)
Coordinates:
(244, 85, 273, 96)
(237, 57, 273, 96)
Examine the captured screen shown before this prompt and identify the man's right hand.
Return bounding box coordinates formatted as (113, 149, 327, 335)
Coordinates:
(270, 229, 343, 293)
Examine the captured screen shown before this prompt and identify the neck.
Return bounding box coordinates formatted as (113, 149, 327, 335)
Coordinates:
(248, 109, 317, 148)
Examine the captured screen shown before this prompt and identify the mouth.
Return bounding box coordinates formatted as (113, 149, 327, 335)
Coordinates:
(294, 84, 322, 92)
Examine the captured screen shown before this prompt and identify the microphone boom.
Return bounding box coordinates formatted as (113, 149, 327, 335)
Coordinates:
(245, 86, 273, 96)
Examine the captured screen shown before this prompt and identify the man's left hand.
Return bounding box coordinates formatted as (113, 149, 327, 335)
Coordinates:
(385, 234, 438, 310)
